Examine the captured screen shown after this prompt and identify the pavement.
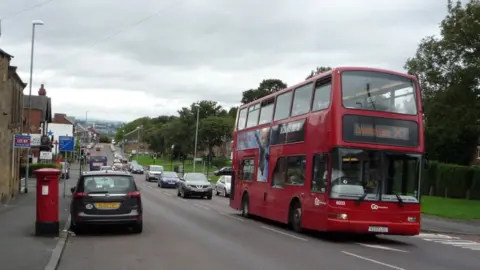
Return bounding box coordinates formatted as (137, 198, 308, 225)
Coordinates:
(421, 215, 480, 235)
(52, 145, 480, 270)
(0, 161, 80, 270)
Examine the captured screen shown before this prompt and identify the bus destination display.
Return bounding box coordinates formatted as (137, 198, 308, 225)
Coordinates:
(343, 115, 419, 147)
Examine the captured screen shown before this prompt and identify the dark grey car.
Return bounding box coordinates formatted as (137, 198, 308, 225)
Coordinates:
(70, 171, 143, 234)
(177, 173, 212, 199)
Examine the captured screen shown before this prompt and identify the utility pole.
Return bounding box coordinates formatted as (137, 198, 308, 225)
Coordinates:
(193, 105, 199, 172)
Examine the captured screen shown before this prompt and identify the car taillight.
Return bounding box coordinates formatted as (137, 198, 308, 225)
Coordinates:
(73, 192, 87, 199)
(128, 191, 141, 198)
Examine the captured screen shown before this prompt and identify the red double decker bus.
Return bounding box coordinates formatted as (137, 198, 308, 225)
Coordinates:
(229, 67, 425, 236)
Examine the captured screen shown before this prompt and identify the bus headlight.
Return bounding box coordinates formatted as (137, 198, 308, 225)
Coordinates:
(329, 213, 348, 220)
(407, 216, 417, 222)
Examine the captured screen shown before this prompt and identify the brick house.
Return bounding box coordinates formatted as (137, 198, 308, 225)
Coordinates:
(23, 84, 52, 159)
(53, 113, 75, 125)
(0, 48, 27, 201)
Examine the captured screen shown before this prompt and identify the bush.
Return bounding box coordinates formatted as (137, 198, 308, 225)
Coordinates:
(423, 161, 480, 200)
(211, 157, 229, 168)
(20, 163, 61, 177)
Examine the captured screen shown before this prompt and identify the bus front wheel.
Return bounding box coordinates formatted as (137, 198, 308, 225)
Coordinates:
(289, 202, 303, 233)
(241, 194, 250, 218)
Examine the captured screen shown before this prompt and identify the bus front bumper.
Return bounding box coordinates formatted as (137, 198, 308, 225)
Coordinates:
(326, 219, 420, 236)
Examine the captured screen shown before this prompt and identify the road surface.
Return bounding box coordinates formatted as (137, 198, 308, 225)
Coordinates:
(58, 144, 480, 270)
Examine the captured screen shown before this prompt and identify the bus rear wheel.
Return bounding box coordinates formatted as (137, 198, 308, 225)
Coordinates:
(290, 202, 303, 233)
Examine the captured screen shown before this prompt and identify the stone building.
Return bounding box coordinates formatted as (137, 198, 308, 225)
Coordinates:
(0, 48, 27, 201)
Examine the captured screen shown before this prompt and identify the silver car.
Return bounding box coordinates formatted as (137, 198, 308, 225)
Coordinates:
(214, 175, 231, 197)
(145, 165, 164, 182)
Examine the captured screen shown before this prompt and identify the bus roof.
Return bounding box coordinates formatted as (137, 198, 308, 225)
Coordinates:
(238, 66, 417, 110)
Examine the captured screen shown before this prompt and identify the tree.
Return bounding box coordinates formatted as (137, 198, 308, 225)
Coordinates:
(227, 107, 238, 119)
(241, 79, 287, 104)
(306, 66, 332, 80)
(198, 116, 233, 155)
(99, 135, 110, 143)
(404, 0, 480, 165)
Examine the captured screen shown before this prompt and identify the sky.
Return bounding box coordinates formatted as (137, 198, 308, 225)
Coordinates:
(0, 0, 448, 122)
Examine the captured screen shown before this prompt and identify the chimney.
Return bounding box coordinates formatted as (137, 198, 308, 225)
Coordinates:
(38, 84, 46, 96)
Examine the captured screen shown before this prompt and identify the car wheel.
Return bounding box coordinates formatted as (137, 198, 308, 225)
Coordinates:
(206, 195, 212, 200)
(132, 222, 143, 234)
(215, 188, 219, 196)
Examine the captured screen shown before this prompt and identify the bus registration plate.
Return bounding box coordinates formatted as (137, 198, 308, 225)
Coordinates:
(368, 226, 388, 233)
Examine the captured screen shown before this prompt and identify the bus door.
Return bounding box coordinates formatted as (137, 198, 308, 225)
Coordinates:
(265, 157, 289, 222)
(303, 153, 329, 229)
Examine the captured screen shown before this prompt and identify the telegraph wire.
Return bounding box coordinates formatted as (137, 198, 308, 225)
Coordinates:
(43, 0, 188, 70)
(1, 0, 56, 20)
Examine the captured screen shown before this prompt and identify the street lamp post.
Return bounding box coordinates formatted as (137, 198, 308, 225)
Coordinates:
(121, 129, 125, 155)
(24, 20, 44, 194)
(170, 144, 175, 171)
(193, 105, 199, 172)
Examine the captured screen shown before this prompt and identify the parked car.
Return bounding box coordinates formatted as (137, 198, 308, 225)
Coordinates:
(214, 175, 231, 197)
(177, 173, 212, 199)
(69, 170, 143, 234)
(158, 171, 180, 188)
(214, 167, 233, 176)
(145, 165, 164, 181)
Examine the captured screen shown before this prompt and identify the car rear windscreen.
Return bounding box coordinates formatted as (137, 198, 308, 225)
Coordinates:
(90, 156, 106, 162)
(82, 175, 135, 193)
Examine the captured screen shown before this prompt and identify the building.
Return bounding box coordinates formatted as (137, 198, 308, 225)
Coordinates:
(23, 84, 53, 159)
(0, 48, 27, 201)
(53, 113, 75, 125)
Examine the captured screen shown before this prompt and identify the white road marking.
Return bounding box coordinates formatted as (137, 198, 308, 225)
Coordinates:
(415, 233, 480, 251)
(162, 192, 172, 196)
(219, 212, 245, 222)
(193, 203, 211, 210)
(341, 251, 405, 270)
(260, 226, 308, 241)
(356, 243, 409, 253)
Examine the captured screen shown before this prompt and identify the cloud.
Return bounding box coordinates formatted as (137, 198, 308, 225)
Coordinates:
(0, 0, 447, 121)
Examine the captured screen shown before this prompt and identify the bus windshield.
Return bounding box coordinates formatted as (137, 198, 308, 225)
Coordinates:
(330, 148, 420, 203)
(341, 71, 417, 115)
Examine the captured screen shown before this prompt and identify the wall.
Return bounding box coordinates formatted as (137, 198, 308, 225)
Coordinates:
(0, 54, 24, 201)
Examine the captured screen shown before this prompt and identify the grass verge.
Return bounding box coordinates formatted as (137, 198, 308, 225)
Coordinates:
(135, 156, 220, 183)
(421, 195, 480, 220)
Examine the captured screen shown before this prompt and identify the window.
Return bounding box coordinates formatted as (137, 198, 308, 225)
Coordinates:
(239, 159, 254, 181)
(237, 108, 247, 130)
(272, 157, 286, 187)
(312, 79, 331, 111)
(291, 83, 313, 116)
(286, 156, 306, 185)
(258, 98, 275, 125)
(246, 103, 260, 128)
(82, 175, 135, 193)
(311, 154, 328, 192)
(341, 71, 417, 115)
(273, 91, 292, 121)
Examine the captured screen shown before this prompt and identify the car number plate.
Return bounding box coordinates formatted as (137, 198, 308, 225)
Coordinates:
(95, 202, 120, 209)
(168, 182, 175, 184)
(368, 226, 388, 233)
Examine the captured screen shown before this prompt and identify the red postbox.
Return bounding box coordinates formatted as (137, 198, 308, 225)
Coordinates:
(34, 168, 61, 236)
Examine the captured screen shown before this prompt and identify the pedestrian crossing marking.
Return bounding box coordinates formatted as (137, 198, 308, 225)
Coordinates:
(414, 233, 480, 251)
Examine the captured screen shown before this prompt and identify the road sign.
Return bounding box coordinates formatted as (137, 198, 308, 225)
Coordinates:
(39, 151, 53, 160)
(59, 136, 75, 151)
(14, 134, 31, 148)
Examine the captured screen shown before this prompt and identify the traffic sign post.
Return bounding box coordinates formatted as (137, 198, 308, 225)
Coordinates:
(58, 136, 75, 152)
(13, 134, 31, 193)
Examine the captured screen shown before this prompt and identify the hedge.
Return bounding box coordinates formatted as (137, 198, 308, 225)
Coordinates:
(20, 163, 61, 177)
(423, 161, 480, 200)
